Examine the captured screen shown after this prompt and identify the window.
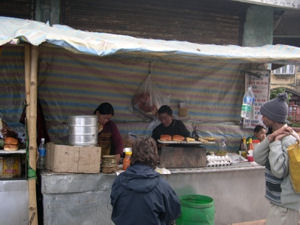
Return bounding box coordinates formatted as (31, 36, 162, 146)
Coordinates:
(273, 65, 296, 75)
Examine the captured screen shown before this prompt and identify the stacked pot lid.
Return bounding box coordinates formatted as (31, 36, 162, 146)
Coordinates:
(68, 115, 98, 146)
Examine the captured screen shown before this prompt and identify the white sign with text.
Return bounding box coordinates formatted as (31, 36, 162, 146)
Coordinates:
(243, 71, 270, 129)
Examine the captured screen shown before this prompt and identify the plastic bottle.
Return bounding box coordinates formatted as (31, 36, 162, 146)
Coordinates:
(241, 86, 255, 119)
(247, 138, 254, 162)
(219, 139, 227, 152)
(239, 137, 248, 158)
(192, 129, 199, 139)
(123, 151, 132, 170)
(248, 138, 254, 151)
(38, 138, 46, 170)
(240, 137, 247, 152)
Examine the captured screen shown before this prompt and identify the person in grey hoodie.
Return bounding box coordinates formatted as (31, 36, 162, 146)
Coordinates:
(110, 136, 181, 225)
(254, 93, 300, 225)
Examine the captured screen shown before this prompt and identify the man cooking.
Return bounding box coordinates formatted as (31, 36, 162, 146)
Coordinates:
(152, 105, 190, 141)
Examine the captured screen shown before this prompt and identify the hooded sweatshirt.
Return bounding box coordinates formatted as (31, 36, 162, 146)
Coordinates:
(110, 163, 181, 225)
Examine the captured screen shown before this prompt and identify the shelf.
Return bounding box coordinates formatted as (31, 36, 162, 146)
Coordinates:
(0, 149, 26, 155)
(0, 177, 27, 181)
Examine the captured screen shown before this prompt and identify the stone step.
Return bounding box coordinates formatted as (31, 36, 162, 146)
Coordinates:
(231, 220, 266, 225)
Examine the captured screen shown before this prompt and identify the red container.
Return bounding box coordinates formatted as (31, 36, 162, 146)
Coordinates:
(247, 156, 254, 162)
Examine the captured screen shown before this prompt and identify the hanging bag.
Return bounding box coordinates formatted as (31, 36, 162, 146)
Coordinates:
(131, 62, 165, 120)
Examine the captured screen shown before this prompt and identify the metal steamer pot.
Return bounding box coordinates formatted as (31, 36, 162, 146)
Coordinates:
(68, 115, 98, 146)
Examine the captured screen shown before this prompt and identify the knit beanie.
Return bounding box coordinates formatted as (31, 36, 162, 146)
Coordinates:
(260, 93, 288, 123)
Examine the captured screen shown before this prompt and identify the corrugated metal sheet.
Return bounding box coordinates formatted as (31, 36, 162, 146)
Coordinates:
(61, 0, 248, 45)
(0, 0, 34, 19)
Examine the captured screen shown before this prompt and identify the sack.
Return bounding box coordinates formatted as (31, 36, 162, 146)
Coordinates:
(287, 142, 300, 193)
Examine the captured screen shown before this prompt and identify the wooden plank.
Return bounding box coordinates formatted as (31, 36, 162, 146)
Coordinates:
(24, 44, 31, 130)
(160, 146, 206, 168)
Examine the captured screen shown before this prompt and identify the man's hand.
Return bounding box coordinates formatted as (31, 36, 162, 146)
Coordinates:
(269, 125, 299, 142)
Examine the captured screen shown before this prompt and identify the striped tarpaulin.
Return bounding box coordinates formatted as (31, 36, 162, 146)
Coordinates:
(0, 46, 247, 147)
(0, 45, 25, 128)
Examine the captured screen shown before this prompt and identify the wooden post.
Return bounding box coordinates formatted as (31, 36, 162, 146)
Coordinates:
(24, 44, 31, 127)
(27, 45, 39, 225)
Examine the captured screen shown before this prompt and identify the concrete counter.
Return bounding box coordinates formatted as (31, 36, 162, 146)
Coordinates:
(42, 163, 269, 225)
(0, 179, 28, 225)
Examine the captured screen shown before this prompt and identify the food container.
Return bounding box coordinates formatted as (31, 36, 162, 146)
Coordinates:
(239, 151, 247, 159)
(101, 155, 118, 174)
(247, 155, 254, 162)
(68, 115, 98, 146)
(247, 149, 254, 162)
(1, 156, 21, 178)
(68, 115, 97, 127)
(68, 134, 97, 146)
(179, 102, 188, 117)
(69, 126, 98, 135)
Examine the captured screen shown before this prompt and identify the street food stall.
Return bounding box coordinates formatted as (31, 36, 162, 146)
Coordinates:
(2, 16, 300, 225)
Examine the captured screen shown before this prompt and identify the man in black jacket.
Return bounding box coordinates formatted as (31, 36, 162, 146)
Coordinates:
(110, 137, 181, 225)
(152, 105, 190, 141)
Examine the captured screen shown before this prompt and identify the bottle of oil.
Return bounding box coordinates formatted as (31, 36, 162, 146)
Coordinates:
(239, 137, 248, 158)
(123, 151, 132, 170)
(240, 137, 247, 152)
(247, 138, 254, 162)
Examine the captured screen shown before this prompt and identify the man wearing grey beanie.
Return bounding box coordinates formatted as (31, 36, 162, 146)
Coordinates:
(254, 93, 300, 225)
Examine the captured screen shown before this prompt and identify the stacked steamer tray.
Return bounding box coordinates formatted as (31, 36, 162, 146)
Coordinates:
(68, 115, 98, 146)
(101, 155, 118, 174)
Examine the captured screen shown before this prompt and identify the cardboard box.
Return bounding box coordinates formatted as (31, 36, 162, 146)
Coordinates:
(46, 143, 101, 173)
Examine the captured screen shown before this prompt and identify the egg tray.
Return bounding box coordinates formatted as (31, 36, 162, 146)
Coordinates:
(158, 140, 215, 145)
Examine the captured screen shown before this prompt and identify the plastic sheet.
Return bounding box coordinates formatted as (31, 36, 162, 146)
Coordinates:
(0, 45, 247, 144)
(2, 17, 300, 65)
